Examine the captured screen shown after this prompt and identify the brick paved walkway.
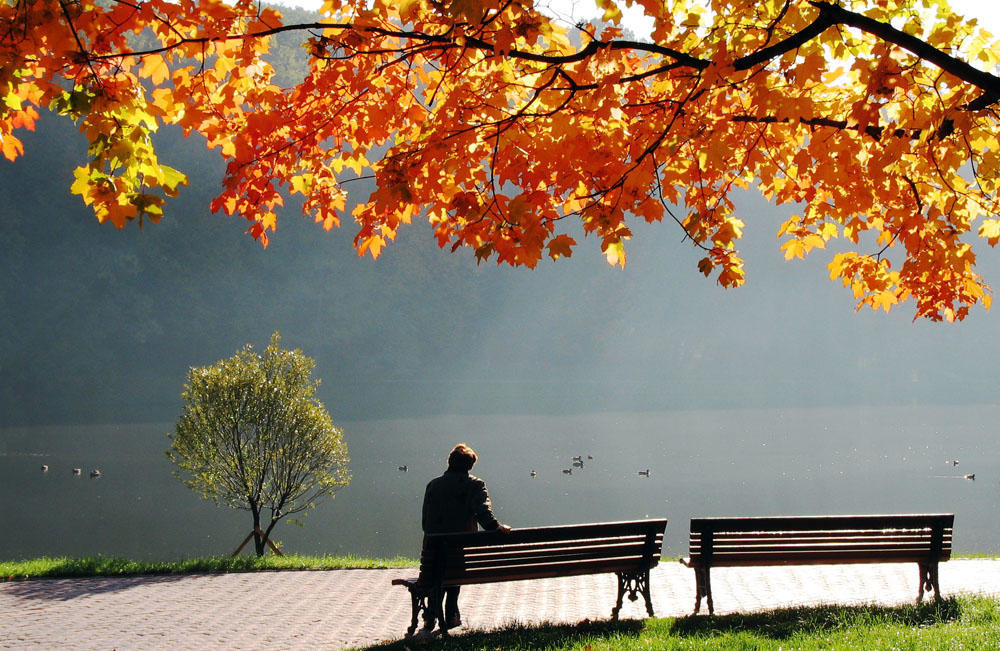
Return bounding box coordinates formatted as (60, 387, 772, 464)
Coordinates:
(3, 560, 1000, 649)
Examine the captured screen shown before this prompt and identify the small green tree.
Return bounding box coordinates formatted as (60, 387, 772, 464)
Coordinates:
(167, 332, 350, 556)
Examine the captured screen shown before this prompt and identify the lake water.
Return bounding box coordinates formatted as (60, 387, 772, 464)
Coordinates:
(1, 405, 996, 561)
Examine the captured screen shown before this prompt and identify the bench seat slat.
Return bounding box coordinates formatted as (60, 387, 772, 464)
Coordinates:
(694, 531, 952, 541)
(690, 514, 953, 533)
(439, 555, 659, 585)
(456, 537, 662, 565)
(690, 552, 953, 563)
(694, 549, 947, 566)
(428, 520, 667, 549)
(693, 533, 950, 544)
(420, 539, 664, 574)
(468, 532, 646, 553)
(691, 540, 951, 556)
(692, 540, 951, 555)
(451, 549, 663, 573)
(450, 554, 653, 571)
(692, 536, 952, 549)
(459, 536, 649, 558)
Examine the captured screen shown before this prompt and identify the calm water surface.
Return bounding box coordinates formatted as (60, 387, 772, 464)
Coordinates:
(1, 405, 996, 561)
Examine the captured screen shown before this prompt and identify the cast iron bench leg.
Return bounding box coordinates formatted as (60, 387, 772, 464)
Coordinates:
(642, 569, 654, 616)
(612, 569, 654, 620)
(693, 567, 704, 615)
(404, 587, 429, 637)
(706, 567, 714, 615)
(693, 566, 714, 615)
(918, 561, 942, 602)
(612, 572, 625, 620)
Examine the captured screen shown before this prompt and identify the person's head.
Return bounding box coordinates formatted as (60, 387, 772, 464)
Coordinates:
(447, 443, 478, 472)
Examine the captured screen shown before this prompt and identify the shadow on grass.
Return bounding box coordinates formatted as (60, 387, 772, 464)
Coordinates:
(667, 598, 962, 640)
(360, 599, 966, 650)
(362, 618, 646, 650)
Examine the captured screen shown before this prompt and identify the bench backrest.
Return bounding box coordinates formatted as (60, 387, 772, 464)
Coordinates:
(689, 514, 953, 568)
(420, 519, 667, 587)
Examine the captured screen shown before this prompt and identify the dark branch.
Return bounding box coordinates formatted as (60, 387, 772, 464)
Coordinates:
(83, 2, 1000, 109)
(732, 114, 913, 140)
(808, 1, 1000, 108)
(734, 10, 835, 70)
(729, 2, 1000, 109)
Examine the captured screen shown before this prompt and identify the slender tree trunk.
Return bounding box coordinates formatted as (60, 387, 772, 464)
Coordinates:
(251, 506, 264, 557)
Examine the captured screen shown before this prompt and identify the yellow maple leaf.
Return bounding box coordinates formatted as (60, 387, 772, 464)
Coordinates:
(357, 234, 385, 259)
(978, 219, 1000, 246)
(596, 0, 622, 24)
(871, 290, 898, 312)
(781, 239, 806, 260)
(140, 54, 171, 86)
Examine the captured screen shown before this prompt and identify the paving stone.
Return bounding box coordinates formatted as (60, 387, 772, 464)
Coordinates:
(2, 560, 999, 649)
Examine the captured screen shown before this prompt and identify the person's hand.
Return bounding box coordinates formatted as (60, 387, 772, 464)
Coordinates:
(497, 524, 512, 534)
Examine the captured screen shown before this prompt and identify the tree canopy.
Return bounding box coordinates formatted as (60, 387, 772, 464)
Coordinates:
(2, 0, 1000, 320)
(168, 333, 350, 556)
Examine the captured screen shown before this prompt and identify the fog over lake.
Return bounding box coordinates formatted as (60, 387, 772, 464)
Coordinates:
(2, 108, 999, 562)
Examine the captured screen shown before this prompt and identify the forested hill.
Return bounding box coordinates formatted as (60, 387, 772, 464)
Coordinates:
(2, 7, 998, 427)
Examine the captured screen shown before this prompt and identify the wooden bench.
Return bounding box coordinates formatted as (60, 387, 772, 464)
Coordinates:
(681, 513, 954, 614)
(391, 518, 667, 636)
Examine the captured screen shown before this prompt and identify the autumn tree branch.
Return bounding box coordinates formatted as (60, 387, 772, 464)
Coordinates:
(808, 1, 1000, 109)
(734, 6, 836, 70)
(731, 114, 926, 140)
(84, 1, 1000, 111)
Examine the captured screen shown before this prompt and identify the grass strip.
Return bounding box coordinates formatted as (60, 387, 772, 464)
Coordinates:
(0, 553, 417, 580)
(360, 595, 1000, 650)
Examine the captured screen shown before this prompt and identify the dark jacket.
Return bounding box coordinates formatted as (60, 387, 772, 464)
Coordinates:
(422, 469, 501, 534)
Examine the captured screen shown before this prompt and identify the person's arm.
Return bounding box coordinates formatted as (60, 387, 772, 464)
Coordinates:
(421, 482, 433, 533)
(468, 478, 509, 532)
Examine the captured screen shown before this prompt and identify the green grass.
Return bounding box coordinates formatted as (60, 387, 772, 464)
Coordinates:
(360, 595, 1000, 650)
(0, 553, 417, 580)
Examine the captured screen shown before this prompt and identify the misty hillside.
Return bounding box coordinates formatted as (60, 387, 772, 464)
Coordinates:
(2, 9, 999, 428)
